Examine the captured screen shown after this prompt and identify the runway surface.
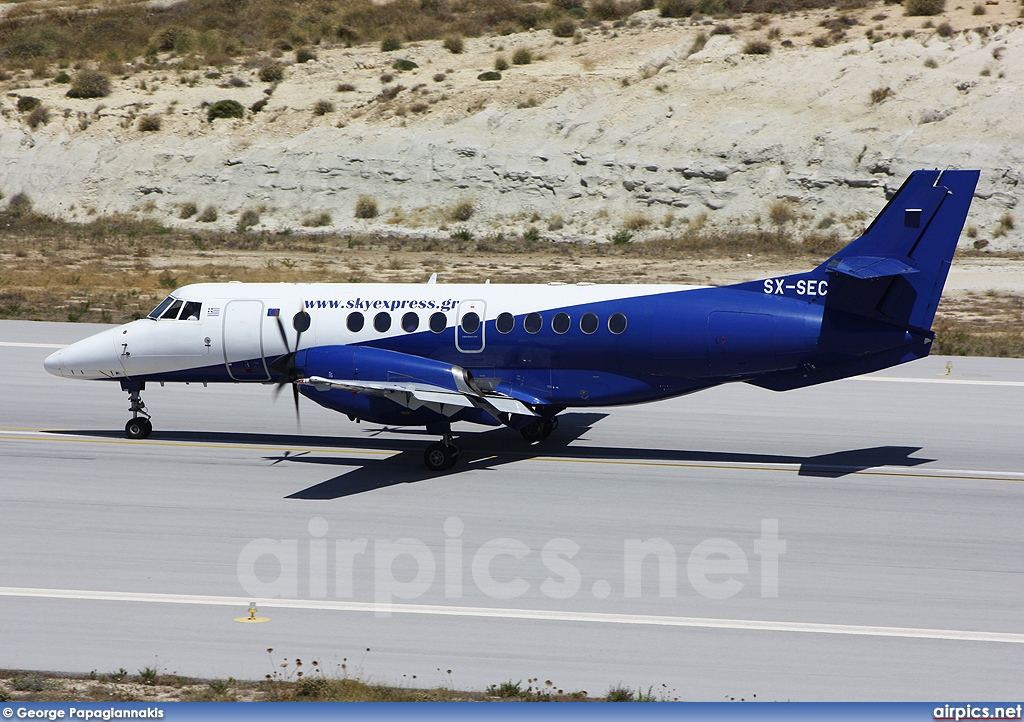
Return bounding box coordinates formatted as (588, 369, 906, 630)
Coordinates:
(1, 319, 1022, 700)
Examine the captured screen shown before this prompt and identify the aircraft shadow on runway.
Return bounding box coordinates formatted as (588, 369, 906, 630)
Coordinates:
(52, 414, 936, 500)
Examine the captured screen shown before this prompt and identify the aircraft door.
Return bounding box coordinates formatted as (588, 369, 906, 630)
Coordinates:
(456, 300, 486, 353)
(223, 300, 270, 380)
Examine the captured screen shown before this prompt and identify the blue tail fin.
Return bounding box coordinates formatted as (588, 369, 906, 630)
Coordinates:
(817, 169, 979, 331)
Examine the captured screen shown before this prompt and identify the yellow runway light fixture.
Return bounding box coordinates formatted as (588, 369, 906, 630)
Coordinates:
(235, 601, 270, 623)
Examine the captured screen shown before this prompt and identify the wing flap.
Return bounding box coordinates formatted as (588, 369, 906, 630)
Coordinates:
(298, 375, 536, 419)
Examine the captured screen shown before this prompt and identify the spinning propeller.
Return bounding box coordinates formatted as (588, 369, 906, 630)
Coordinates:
(268, 305, 311, 428)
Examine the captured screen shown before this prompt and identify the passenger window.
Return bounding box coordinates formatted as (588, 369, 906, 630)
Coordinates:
(552, 312, 570, 334)
(461, 312, 480, 334)
(402, 312, 419, 333)
(580, 312, 599, 334)
(161, 299, 183, 320)
(180, 301, 202, 321)
(148, 296, 175, 319)
(524, 312, 542, 334)
(496, 312, 515, 334)
(374, 312, 392, 333)
(608, 312, 627, 334)
(347, 312, 364, 332)
(429, 312, 447, 333)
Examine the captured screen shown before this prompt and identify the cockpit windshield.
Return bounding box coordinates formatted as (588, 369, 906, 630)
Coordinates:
(148, 296, 176, 319)
(147, 296, 203, 320)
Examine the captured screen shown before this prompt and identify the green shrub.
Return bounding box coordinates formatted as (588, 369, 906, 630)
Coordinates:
(302, 211, 332, 227)
(742, 39, 772, 54)
(494, 55, 509, 71)
(198, 205, 218, 222)
(450, 227, 473, 241)
(355, 195, 378, 219)
(313, 99, 334, 115)
(138, 114, 162, 131)
(153, 26, 195, 53)
(477, 71, 502, 81)
(16, 96, 41, 112)
(658, 0, 696, 16)
(7, 192, 33, 217)
(66, 71, 111, 98)
(870, 86, 892, 103)
(904, 0, 944, 14)
(258, 63, 284, 83)
(54, 71, 71, 83)
(296, 47, 317, 63)
(591, 0, 630, 20)
(12, 676, 49, 692)
(553, 19, 577, 37)
(443, 34, 464, 53)
(448, 199, 474, 221)
(936, 21, 954, 37)
(512, 48, 532, 65)
(607, 229, 634, 245)
(392, 58, 418, 71)
(605, 685, 635, 702)
(27, 105, 50, 129)
(207, 99, 245, 121)
(236, 208, 260, 231)
(381, 36, 402, 52)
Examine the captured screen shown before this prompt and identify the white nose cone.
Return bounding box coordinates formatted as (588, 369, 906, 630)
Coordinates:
(44, 328, 123, 380)
(43, 349, 64, 377)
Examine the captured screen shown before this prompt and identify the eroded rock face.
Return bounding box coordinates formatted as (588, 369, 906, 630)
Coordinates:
(1, 12, 1022, 248)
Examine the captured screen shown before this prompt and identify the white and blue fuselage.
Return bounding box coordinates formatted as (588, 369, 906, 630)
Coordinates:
(43, 170, 981, 470)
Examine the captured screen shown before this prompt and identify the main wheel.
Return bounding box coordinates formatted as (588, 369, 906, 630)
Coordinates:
(424, 442, 456, 472)
(520, 418, 554, 442)
(125, 418, 152, 439)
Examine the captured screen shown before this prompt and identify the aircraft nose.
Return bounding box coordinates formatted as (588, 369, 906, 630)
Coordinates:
(43, 348, 65, 377)
(44, 327, 123, 379)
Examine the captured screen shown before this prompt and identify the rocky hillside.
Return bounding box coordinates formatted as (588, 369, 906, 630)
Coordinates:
(1, 1, 1022, 248)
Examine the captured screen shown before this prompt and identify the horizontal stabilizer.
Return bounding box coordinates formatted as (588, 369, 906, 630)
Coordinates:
(826, 256, 920, 280)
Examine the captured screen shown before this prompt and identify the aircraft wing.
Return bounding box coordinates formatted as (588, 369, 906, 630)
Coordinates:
(297, 375, 538, 420)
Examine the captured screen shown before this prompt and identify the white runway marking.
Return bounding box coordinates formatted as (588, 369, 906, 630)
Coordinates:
(0, 342, 65, 349)
(856, 376, 1024, 387)
(1, 586, 1022, 645)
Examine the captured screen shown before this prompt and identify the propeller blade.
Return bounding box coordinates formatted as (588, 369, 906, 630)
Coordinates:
(292, 381, 301, 430)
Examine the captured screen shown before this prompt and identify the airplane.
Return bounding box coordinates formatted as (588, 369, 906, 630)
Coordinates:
(44, 169, 979, 471)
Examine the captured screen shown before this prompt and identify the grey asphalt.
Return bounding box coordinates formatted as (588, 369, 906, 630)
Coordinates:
(1, 319, 1022, 700)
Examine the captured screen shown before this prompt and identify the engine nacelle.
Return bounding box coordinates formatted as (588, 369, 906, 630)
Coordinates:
(299, 345, 467, 392)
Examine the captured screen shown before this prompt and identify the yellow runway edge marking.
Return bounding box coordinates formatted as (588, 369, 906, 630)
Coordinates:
(2, 429, 1023, 484)
(0, 585, 1022, 645)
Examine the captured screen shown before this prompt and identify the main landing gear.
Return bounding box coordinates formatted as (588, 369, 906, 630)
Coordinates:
(423, 432, 464, 472)
(520, 416, 558, 442)
(124, 387, 152, 439)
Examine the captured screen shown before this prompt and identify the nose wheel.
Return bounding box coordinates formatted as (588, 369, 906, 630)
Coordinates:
(125, 417, 153, 439)
(124, 388, 152, 439)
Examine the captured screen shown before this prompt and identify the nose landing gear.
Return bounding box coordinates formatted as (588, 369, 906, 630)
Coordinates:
(124, 387, 152, 439)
